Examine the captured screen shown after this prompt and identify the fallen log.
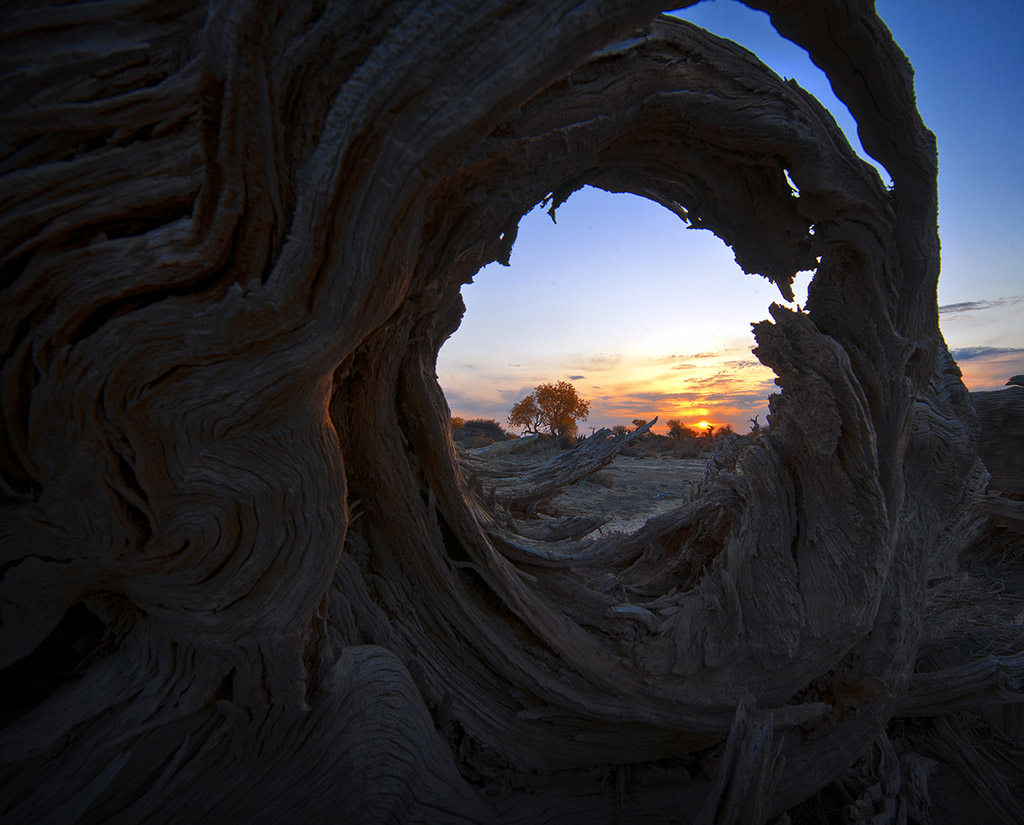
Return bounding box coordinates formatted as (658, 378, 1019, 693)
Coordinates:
(462, 418, 656, 514)
(897, 653, 1024, 718)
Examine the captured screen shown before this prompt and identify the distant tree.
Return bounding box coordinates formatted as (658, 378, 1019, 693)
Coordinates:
(509, 380, 590, 437)
(667, 419, 697, 440)
(451, 416, 465, 430)
(631, 418, 648, 431)
(537, 381, 591, 437)
(611, 425, 630, 438)
(507, 395, 543, 434)
(714, 424, 734, 438)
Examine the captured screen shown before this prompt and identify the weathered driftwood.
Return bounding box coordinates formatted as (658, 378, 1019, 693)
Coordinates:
(461, 418, 656, 513)
(507, 513, 611, 543)
(693, 699, 785, 825)
(972, 385, 1024, 495)
(1, 1, 1021, 823)
(919, 715, 1024, 824)
(897, 652, 1024, 717)
(981, 494, 1024, 535)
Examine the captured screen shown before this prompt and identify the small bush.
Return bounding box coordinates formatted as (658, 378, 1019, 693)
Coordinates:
(671, 438, 702, 458)
(453, 418, 509, 445)
(621, 440, 659, 458)
(467, 435, 495, 449)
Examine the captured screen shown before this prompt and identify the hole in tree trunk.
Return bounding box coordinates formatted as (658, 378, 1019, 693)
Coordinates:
(0, 601, 108, 726)
(439, 186, 813, 439)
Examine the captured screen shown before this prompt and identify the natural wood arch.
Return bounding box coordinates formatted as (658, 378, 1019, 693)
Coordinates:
(2, 2, 1020, 823)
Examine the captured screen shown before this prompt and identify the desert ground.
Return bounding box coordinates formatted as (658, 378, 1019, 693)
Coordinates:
(545, 454, 708, 535)
(465, 434, 710, 536)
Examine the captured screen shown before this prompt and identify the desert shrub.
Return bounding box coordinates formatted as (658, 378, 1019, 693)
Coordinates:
(621, 440, 658, 458)
(466, 435, 495, 449)
(671, 438, 702, 458)
(667, 419, 699, 440)
(453, 418, 509, 445)
(649, 434, 674, 453)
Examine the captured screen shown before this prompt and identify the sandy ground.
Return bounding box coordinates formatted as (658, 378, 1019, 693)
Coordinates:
(542, 455, 708, 535)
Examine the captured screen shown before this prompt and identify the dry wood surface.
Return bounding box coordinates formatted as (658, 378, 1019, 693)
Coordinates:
(1, 1, 1022, 823)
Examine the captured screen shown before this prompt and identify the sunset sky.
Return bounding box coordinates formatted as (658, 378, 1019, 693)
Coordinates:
(438, 0, 1024, 435)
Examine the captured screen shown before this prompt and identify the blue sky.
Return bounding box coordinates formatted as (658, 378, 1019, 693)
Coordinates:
(438, 0, 1024, 434)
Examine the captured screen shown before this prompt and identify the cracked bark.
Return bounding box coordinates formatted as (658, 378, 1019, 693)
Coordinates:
(1, 1, 1020, 823)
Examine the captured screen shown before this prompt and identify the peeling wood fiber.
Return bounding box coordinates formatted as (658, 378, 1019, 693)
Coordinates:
(1, 2, 1016, 824)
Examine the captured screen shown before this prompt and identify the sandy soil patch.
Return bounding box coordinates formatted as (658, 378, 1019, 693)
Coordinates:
(542, 455, 708, 535)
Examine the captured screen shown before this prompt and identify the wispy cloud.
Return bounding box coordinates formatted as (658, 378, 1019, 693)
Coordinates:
(608, 388, 772, 408)
(655, 349, 753, 373)
(939, 296, 1022, 317)
(573, 354, 622, 371)
(569, 374, 585, 380)
(442, 388, 512, 423)
(938, 297, 1022, 390)
(496, 385, 538, 404)
(950, 346, 1024, 361)
(677, 349, 744, 359)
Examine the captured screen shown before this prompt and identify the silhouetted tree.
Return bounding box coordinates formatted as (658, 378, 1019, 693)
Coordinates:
(667, 419, 698, 440)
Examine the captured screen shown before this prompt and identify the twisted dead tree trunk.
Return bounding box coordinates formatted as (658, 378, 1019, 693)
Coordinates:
(2, 1, 1020, 823)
